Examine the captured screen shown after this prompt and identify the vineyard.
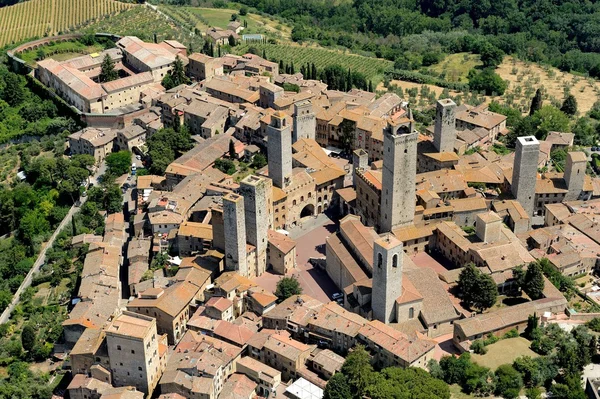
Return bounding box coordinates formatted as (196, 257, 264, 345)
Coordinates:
(78, 6, 206, 51)
(233, 43, 393, 84)
(0, 0, 134, 48)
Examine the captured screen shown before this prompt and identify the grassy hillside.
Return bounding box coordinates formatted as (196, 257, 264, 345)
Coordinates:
(0, 0, 133, 47)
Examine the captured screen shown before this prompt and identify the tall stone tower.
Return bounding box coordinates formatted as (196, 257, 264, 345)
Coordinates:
(511, 136, 539, 217)
(372, 233, 403, 324)
(564, 151, 587, 201)
(211, 207, 225, 252)
(223, 193, 248, 278)
(268, 111, 292, 189)
(380, 122, 418, 233)
(239, 175, 269, 277)
(433, 99, 457, 153)
(352, 149, 368, 186)
(293, 100, 316, 142)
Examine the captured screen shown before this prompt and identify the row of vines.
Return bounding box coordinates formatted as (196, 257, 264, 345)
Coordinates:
(0, 0, 133, 47)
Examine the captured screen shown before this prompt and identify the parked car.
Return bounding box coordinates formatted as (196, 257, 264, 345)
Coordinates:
(332, 293, 343, 300)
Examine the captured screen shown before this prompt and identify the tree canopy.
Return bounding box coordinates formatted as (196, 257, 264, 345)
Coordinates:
(274, 275, 302, 302)
(457, 263, 497, 312)
(99, 54, 118, 83)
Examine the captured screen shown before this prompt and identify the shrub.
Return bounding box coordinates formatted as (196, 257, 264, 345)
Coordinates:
(471, 339, 487, 354)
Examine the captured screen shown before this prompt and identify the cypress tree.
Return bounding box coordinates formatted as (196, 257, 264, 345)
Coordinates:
(529, 88, 543, 116)
(262, 49, 266, 59)
(290, 61, 295, 74)
(279, 60, 284, 71)
(311, 63, 317, 80)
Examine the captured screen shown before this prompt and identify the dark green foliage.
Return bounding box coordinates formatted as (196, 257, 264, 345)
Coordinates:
(228, 35, 237, 47)
(561, 94, 578, 116)
(523, 262, 545, 300)
(162, 55, 191, 90)
(88, 181, 123, 214)
(229, 140, 236, 159)
(106, 150, 132, 176)
(494, 365, 523, 399)
(468, 68, 507, 95)
(214, 159, 236, 175)
(524, 313, 539, 340)
(530, 89, 543, 116)
(437, 353, 494, 396)
(147, 127, 193, 175)
(99, 54, 118, 83)
(457, 263, 498, 311)
(20, 325, 35, 352)
(282, 83, 300, 93)
(323, 373, 351, 399)
(488, 101, 522, 127)
(251, 153, 267, 169)
(365, 367, 450, 399)
(586, 317, 600, 332)
(239, 5, 248, 15)
(274, 276, 302, 302)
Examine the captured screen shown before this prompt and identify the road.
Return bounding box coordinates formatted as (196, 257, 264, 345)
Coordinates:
(0, 197, 86, 324)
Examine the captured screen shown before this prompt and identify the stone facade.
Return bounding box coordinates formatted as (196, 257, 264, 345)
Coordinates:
(380, 122, 418, 233)
(511, 136, 540, 217)
(371, 234, 403, 324)
(240, 175, 270, 278)
(433, 99, 456, 153)
(564, 152, 587, 201)
(293, 100, 316, 142)
(268, 112, 292, 189)
(223, 193, 248, 278)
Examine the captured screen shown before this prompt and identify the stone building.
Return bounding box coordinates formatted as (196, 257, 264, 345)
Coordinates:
(105, 312, 166, 396)
(267, 229, 297, 275)
(433, 99, 457, 153)
(68, 127, 116, 163)
(371, 234, 403, 324)
(187, 52, 224, 81)
(511, 136, 540, 217)
(293, 100, 316, 142)
(223, 193, 248, 278)
(380, 121, 418, 233)
(268, 112, 293, 189)
(239, 175, 271, 278)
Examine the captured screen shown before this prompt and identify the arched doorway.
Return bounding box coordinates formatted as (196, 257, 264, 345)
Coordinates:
(300, 204, 315, 218)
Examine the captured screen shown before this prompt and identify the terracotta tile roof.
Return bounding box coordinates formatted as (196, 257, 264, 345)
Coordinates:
(206, 296, 233, 312)
(336, 187, 357, 203)
(213, 321, 255, 347)
(178, 221, 213, 240)
(268, 229, 296, 254)
(358, 320, 435, 363)
(449, 198, 487, 213)
(127, 281, 199, 317)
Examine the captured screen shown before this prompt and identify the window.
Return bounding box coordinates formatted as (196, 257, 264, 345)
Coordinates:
(408, 307, 414, 319)
(138, 366, 143, 371)
(131, 350, 135, 354)
(392, 254, 398, 268)
(377, 253, 383, 268)
(117, 345, 122, 350)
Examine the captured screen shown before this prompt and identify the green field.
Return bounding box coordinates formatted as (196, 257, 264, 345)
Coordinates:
(471, 337, 538, 370)
(18, 41, 104, 67)
(234, 43, 393, 84)
(428, 53, 482, 82)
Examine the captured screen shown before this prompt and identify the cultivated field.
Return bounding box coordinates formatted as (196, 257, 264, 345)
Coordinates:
(429, 52, 482, 83)
(497, 56, 600, 114)
(160, 6, 291, 41)
(78, 6, 206, 51)
(0, 0, 133, 48)
(234, 43, 393, 84)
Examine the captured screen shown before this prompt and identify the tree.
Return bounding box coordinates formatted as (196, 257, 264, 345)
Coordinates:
(162, 55, 190, 90)
(586, 317, 600, 333)
(479, 43, 504, 68)
(523, 262, 545, 300)
(214, 159, 236, 174)
(561, 94, 578, 116)
(531, 106, 570, 140)
(106, 150, 132, 176)
(228, 35, 236, 47)
(524, 313, 539, 339)
(468, 68, 507, 95)
(274, 276, 302, 302)
(21, 324, 36, 352)
(323, 373, 352, 399)
(458, 263, 497, 311)
(229, 139, 236, 159)
(2, 73, 25, 106)
(365, 367, 450, 399)
(239, 5, 248, 15)
(341, 345, 373, 398)
(251, 153, 267, 169)
(494, 364, 523, 399)
(99, 54, 118, 83)
(530, 89, 543, 116)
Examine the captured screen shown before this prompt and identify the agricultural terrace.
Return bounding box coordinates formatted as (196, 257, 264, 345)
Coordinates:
(160, 6, 292, 41)
(234, 43, 393, 84)
(0, 0, 133, 48)
(78, 6, 206, 52)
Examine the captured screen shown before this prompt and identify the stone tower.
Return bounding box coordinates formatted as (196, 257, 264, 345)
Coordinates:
(211, 207, 225, 252)
(433, 99, 457, 153)
(352, 149, 368, 187)
(380, 121, 418, 233)
(223, 193, 248, 278)
(475, 211, 502, 243)
(239, 175, 269, 277)
(564, 151, 587, 201)
(372, 233, 403, 324)
(293, 100, 316, 142)
(268, 111, 292, 189)
(511, 136, 539, 217)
